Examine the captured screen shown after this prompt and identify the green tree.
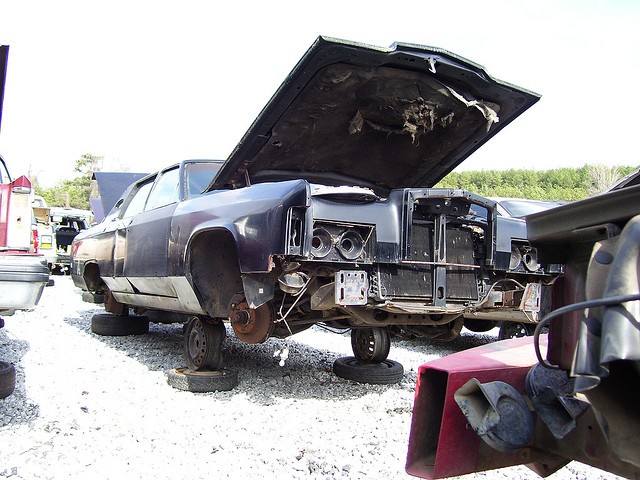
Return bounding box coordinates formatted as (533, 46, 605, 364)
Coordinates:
(35, 153, 102, 209)
(435, 164, 639, 201)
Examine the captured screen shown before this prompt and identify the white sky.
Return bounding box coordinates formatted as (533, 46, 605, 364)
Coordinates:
(1, 0, 639, 187)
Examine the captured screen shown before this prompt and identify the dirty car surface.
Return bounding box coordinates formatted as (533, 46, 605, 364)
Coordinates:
(71, 37, 553, 370)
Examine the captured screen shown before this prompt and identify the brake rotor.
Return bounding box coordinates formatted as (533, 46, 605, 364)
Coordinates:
(228, 294, 274, 344)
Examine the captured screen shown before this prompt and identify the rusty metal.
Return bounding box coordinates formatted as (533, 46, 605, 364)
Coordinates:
(229, 293, 274, 344)
(103, 285, 127, 316)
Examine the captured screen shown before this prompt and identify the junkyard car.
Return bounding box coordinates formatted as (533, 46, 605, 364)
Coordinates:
(71, 37, 555, 376)
(33, 203, 92, 274)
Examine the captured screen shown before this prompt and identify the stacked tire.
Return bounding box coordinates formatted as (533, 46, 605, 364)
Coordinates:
(0, 361, 16, 399)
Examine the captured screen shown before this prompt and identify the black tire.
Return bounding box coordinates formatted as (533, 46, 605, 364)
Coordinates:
(463, 318, 496, 333)
(183, 317, 226, 371)
(498, 321, 532, 340)
(333, 356, 404, 385)
(167, 367, 238, 392)
(0, 361, 16, 399)
(351, 327, 391, 363)
(91, 313, 149, 336)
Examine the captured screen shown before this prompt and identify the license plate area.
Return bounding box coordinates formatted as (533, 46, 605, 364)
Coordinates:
(335, 270, 368, 305)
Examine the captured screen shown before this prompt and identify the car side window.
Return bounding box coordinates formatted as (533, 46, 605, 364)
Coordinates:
(185, 162, 223, 199)
(123, 180, 154, 218)
(145, 167, 180, 211)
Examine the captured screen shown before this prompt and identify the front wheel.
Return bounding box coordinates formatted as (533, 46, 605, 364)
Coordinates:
(183, 317, 226, 371)
(351, 327, 391, 363)
(498, 321, 535, 340)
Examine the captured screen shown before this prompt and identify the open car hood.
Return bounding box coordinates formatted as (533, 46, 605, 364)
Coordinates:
(209, 37, 539, 196)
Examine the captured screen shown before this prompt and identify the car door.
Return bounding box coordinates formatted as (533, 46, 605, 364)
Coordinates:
(123, 166, 180, 295)
(110, 177, 156, 286)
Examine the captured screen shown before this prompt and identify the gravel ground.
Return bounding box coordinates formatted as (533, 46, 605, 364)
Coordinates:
(0, 277, 624, 480)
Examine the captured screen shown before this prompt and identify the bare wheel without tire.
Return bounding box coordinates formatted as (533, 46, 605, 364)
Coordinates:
(498, 321, 534, 340)
(0, 361, 16, 399)
(167, 367, 238, 392)
(91, 313, 149, 336)
(333, 356, 404, 385)
(351, 327, 391, 363)
(184, 317, 226, 371)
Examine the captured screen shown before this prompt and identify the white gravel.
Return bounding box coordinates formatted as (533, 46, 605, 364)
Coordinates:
(0, 277, 624, 480)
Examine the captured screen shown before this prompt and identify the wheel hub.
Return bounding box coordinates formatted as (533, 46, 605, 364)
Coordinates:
(229, 294, 274, 344)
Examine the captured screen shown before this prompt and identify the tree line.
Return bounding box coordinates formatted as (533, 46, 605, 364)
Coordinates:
(32, 155, 638, 210)
(435, 164, 638, 201)
(33, 154, 103, 210)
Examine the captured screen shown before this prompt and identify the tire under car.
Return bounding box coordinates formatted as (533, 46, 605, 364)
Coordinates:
(332, 357, 404, 385)
(90, 313, 150, 336)
(166, 367, 238, 392)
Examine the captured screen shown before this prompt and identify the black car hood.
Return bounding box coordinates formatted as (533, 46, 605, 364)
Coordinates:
(209, 37, 539, 196)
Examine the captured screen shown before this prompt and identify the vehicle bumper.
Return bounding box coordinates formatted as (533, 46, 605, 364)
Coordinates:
(0, 253, 50, 314)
